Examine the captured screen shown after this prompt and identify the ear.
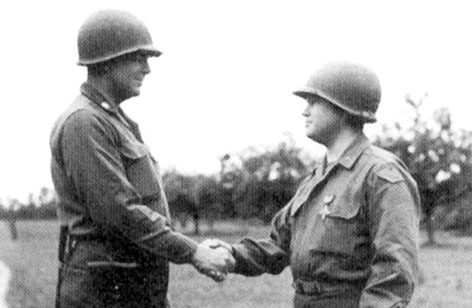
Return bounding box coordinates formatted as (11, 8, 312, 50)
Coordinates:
(101, 62, 113, 74)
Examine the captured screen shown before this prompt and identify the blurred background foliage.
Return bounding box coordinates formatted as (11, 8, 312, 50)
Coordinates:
(163, 134, 314, 234)
(374, 94, 472, 245)
(2, 95, 472, 244)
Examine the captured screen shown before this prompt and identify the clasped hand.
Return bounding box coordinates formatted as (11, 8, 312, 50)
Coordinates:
(192, 239, 235, 282)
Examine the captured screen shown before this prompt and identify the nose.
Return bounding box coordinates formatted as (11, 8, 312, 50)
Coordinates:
(302, 104, 310, 117)
(141, 58, 151, 75)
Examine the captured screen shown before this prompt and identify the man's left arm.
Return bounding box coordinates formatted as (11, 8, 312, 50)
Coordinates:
(360, 163, 420, 308)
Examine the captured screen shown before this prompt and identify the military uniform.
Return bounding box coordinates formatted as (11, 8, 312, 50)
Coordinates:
(50, 83, 198, 307)
(231, 134, 420, 308)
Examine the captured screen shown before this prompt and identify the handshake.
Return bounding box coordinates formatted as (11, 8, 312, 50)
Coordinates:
(191, 239, 235, 282)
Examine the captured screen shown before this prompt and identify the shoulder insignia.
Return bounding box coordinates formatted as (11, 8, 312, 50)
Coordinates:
(376, 166, 404, 183)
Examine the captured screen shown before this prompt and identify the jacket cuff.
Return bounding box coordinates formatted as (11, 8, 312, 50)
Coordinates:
(166, 231, 199, 264)
(139, 230, 198, 264)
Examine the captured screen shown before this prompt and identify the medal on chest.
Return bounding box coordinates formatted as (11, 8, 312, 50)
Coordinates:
(319, 194, 335, 220)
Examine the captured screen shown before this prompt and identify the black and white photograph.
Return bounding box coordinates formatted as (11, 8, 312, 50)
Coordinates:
(0, 1, 471, 307)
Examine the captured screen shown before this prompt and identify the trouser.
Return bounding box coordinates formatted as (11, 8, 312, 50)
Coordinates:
(57, 238, 170, 308)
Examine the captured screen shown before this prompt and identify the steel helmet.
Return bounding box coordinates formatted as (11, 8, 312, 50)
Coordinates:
(293, 61, 381, 123)
(77, 10, 161, 66)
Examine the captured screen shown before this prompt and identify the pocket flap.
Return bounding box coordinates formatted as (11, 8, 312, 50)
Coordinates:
(120, 139, 150, 159)
(325, 201, 361, 220)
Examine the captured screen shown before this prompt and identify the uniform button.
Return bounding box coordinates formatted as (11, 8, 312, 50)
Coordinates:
(101, 102, 111, 110)
(323, 195, 335, 204)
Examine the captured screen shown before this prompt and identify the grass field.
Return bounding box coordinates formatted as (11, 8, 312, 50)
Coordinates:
(0, 220, 471, 308)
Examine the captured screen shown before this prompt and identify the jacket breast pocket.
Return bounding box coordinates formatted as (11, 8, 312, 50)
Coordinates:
(314, 200, 368, 259)
(325, 200, 361, 220)
(120, 138, 162, 198)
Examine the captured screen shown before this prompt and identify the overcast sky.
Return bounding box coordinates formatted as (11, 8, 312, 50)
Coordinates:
(1, 0, 471, 201)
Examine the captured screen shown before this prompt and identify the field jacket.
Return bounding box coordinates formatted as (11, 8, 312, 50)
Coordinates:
(232, 134, 420, 308)
(50, 83, 197, 266)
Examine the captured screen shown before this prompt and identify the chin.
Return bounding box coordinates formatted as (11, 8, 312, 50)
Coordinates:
(306, 133, 321, 143)
(305, 130, 316, 139)
(129, 89, 140, 97)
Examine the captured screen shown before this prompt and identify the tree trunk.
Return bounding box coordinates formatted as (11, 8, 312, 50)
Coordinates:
(193, 212, 200, 236)
(8, 218, 18, 241)
(422, 192, 438, 246)
(424, 213, 436, 246)
(207, 215, 215, 233)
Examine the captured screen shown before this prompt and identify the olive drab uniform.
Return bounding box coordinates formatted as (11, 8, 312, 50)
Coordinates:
(50, 10, 197, 308)
(231, 134, 420, 308)
(50, 83, 198, 307)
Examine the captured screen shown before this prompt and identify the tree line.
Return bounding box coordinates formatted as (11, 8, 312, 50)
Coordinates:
(2, 95, 472, 243)
(164, 135, 313, 234)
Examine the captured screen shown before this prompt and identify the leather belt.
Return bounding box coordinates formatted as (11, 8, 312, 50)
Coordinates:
(292, 278, 360, 296)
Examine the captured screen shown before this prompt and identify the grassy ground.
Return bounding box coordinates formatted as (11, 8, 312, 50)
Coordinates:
(0, 220, 471, 308)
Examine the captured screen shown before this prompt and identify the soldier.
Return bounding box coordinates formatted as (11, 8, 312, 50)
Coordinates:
(50, 10, 234, 308)
(205, 61, 420, 308)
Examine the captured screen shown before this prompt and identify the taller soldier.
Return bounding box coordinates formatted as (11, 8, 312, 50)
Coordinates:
(50, 10, 234, 308)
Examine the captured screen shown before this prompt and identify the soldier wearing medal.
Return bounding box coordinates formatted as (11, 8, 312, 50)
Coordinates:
(204, 61, 420, 308)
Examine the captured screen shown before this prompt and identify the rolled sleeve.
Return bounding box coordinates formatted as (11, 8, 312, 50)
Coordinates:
(360, 164, 420, 308)
(62, 110, 197, 264)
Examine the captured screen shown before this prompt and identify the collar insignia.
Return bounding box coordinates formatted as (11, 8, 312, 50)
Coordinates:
(100, 102, 111, 110)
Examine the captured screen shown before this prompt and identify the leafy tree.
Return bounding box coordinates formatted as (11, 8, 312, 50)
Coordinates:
(224, 133, 314, 222)
(374, 94, 472, 245)
(163, 170, 220, 235)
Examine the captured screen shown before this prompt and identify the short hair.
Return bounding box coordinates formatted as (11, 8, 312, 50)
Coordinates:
(327, 101, 365, 131)
(87, 61, 109, 76)
(345, 114, 365, 131)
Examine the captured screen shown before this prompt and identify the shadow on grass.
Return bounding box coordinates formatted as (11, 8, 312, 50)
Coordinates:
(421, 241, 455, 249)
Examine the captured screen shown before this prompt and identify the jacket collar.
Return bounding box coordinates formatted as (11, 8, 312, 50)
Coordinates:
(291, 134, 370, 217)
(313, 133, 370, 174)
(336, 133, 370, 169)
(80, 82, 120, 114)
